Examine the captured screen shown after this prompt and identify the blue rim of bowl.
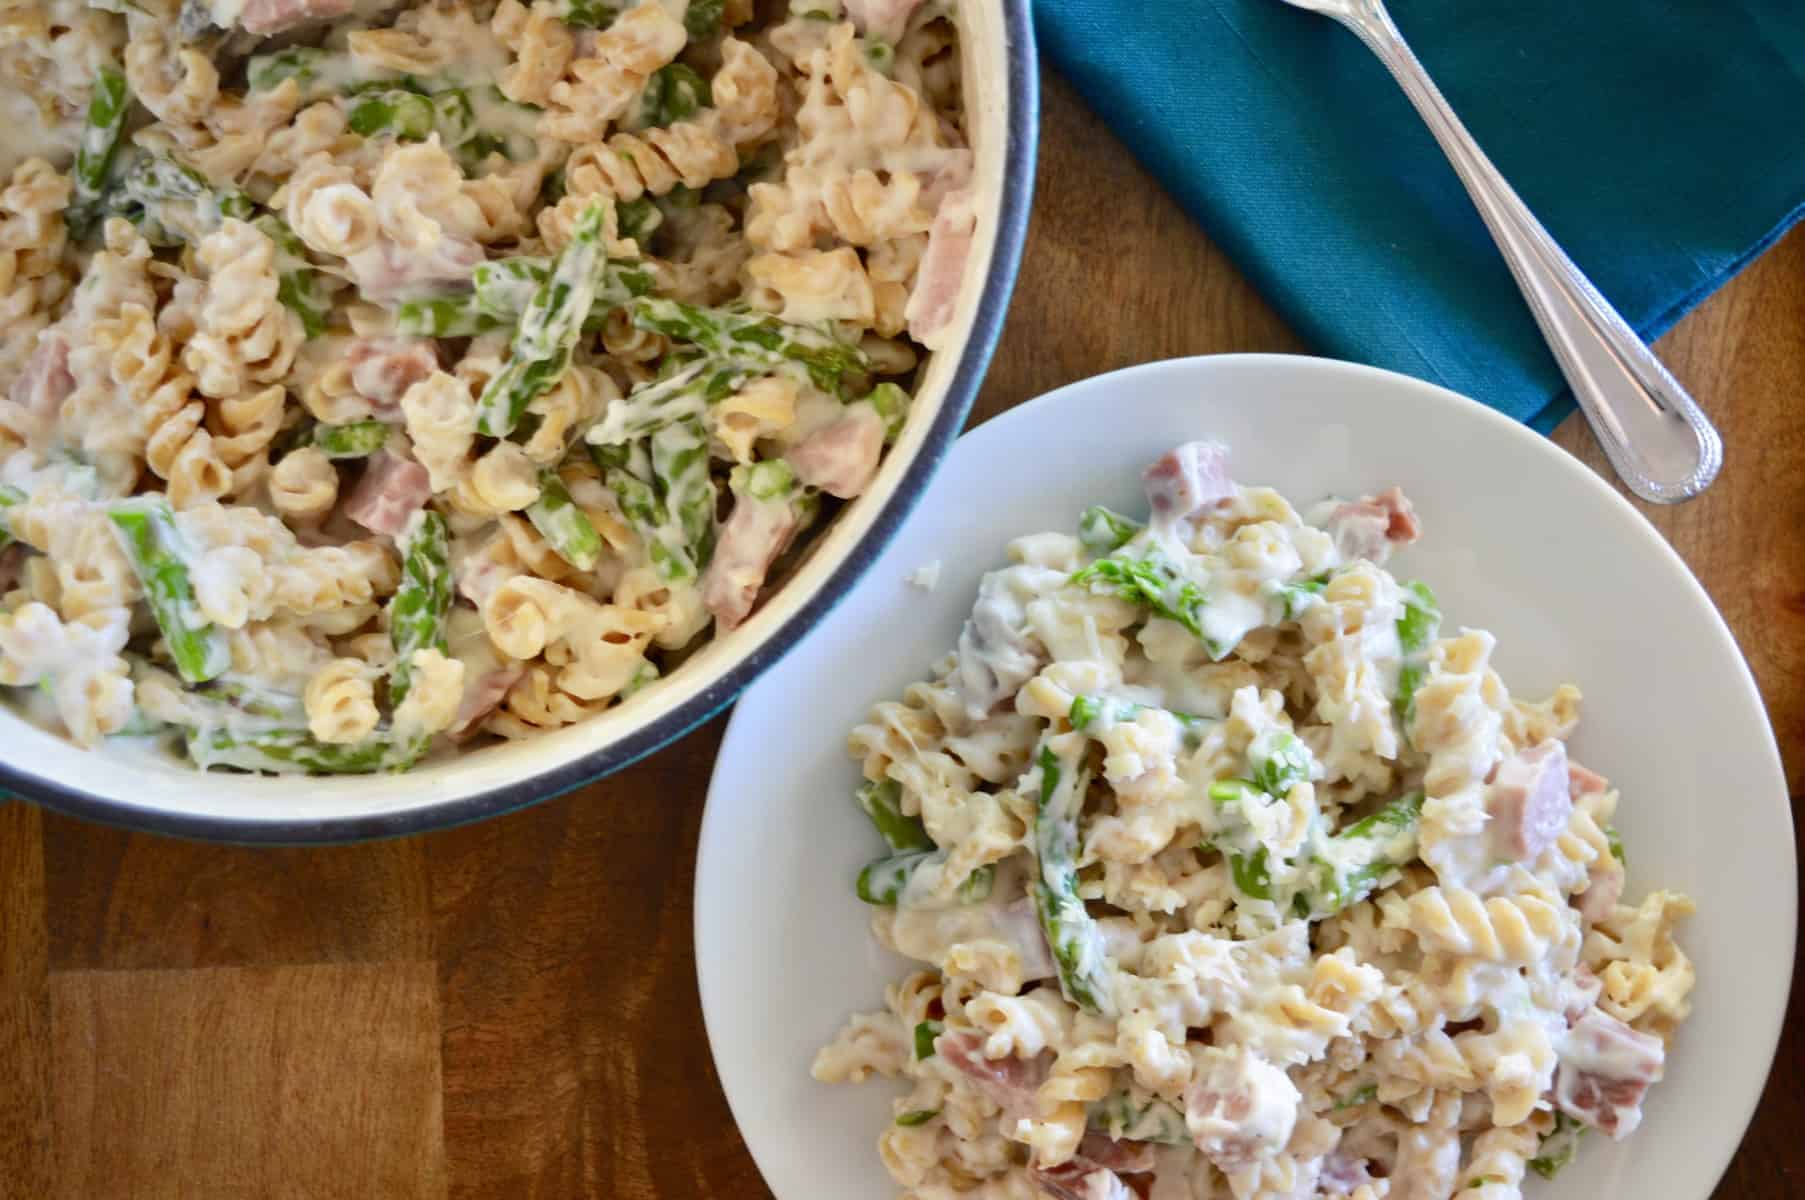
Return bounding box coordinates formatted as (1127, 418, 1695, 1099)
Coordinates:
(0, 1, 1042, 845)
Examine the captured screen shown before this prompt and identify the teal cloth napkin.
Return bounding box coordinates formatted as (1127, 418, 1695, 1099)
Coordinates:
(1033, 1, 1805, 432)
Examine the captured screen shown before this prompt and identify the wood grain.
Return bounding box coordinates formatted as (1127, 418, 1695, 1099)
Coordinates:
(2, 69, 1801, 1199)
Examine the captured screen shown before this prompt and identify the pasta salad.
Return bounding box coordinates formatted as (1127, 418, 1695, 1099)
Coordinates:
(815, 443, 1695, 1199)
(0, 0, 975, 771)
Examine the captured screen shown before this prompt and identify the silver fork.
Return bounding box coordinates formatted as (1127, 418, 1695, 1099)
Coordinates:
(1277, 0, 1721, 504)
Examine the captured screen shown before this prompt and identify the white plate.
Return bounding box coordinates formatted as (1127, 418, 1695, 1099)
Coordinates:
(695, 355, 1794, 1199)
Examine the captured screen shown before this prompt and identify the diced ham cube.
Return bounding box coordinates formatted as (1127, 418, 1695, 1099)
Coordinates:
(934, 1029, 1048, 1116)
(1487, 738, 1573, 861)
(347, 236, 484, 303)
(1555, 1007, 1665, 1138)
(449, 663, 526, 740)
(785, 404, 885, 499)
(843, 0, 926, 42)
(701, 492, 802, 631)
(905, 191, 975, 349)
(1142, 441, 1232, 522)
(1569, 761, 1610, 796)
(1318, 1150, 1375, 1194)
(1184, 1046, 1299, 1171)
(1563, 964, 1604, 1025)
(1325, 486, 1421, 564)
(344, 451, 432, 537)
(239, 0, 354, 35)
(348, 337, 439, 413)
(8, 331, 73, 434)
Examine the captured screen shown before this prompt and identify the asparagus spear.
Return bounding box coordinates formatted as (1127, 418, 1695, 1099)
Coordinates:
(1087, 1090, 1188, 1145)
(476, 201, 609, 437)
(1269, 575, 1327, 620)
(65, 65, 131, 240)
(1396, 580, 1440, 654)
(186, 726, 404, 774)
(525, 468, 604, 571)
(625, 297, 871, 396)
(0, 484, 22, 549)
(1070, 550, 1229, 658)
(894, 1109, 938, 1127)
(855, 849, 994, 906)
(682, 0, 724, 36)
(854, 779, 934, 853)
(650, 417, 715, 572)
(346, 89, 438, 141)
(866, 382, 910, 443)
(912, 1019, 941, 1061)
(551, 0, 629, 27)
(1076, 505, 1143, 553)
(1528, 1112, 1587, 1179)
(1031, 738, 1112, 1014)
(616, 196, 663, 245)
(1294, 791, 1425, 918)
(309, 421, 390, 459)
(386, 510, 452, 708)
(1248, 729, 1314, 798)
(627, 63, 711, 131)
(250, 214, 333, 338)
(246, 46, 396, 101)
(107, 501, 230, 684)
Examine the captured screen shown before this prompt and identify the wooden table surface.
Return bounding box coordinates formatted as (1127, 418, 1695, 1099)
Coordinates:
(3, 73, 1801, 1200)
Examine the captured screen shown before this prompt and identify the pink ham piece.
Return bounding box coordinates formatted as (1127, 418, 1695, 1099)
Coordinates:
(1325, 486, 1421, 564)
(1184, 1046, 1299, 1171)
(905, 191, 975, 349)
(1486, 738, 1572, 861)
(1318, 1150, 1375, 1195)
(456, 553, 516, 610)
(239, 0, 353, 34)
(934, 1029, 1048, 1116)
(11, 331, 73, 418)
(347, 236, 485, 303)
(1569, 761, 1610, 796)
(344, 451, 431, 537)
(348, 337, 439, 413)
(1143, 441, 1232, 522)
(1563, 964, 1604, 1026)
(843, 0, 926, 42)
(785, 404, 885, 499)
(449, 664, 526, 740)
(1555, 1007, 1665, 1138)
(701, 491, 803, 631)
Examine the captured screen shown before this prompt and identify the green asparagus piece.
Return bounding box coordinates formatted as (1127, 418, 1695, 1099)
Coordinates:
(1270, 575, 1327, 619)
(1528, 1112, 1587, 1179)
(855, 779, 933, 853)
(1087, 1090, 1188, 1145)
(1393, 660, 1426, 739)
(625, 297, 871, 396)
(386, 510, 452, 708)
(476, 201, 609, 437)
(1031, 739, 1112, 1014)
(252, 214, 332, 338)
(682, 0, 724, 36)
(1249, 729, 1314, 798)
(246, 47, 398, 102)
(866, 382, 910, 443)
(107, 501, 229, 684)
(0, 484, 22, 549)
(1396, 580, 1441, 655)
(186, 726, 408, 774)
(1605, 825, 1625, 865)
(650, 418, 715, 572)
(66, 65, 130, 240)
(101, 153, 255, 246)
(310, 421, 390, 459)
(1333, 1083, 1378, 1110)
(397, 252, 654, 337)
(894, 1109, 939, 1127)
(395, 295, 506, 338)
(1070, 550, 1230, 659)
(525, 469, 604, 571)
(616, 196, 663, 245)
(912, 1020, 941, 1061)
(1076, 505, 1143, 553)
(552, 0, 629, 27)
(855, 850, 994, 906)
(864, 38, 896, 76)
(628, 63, 712, 131)
(1068, 694, 1206, 751)
(1229, 846, 1273, 900)
(620, 659, 659, 698)
(347, 89, 438, 140)
(1295, 791, 1425, 917)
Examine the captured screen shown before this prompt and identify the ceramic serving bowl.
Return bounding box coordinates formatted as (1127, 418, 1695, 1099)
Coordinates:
(0, 1, 1040, 842)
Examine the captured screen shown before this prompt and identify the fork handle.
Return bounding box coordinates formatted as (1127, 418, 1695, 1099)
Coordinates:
(1338, 1, 1722, 503)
